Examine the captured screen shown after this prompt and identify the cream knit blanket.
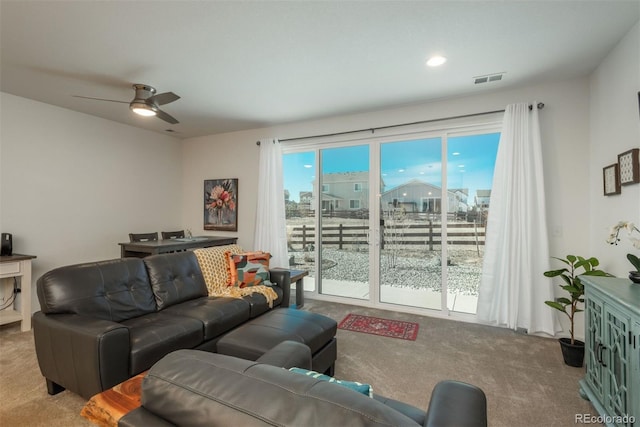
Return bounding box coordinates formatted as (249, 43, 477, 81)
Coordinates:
(193, 245, 278, 308)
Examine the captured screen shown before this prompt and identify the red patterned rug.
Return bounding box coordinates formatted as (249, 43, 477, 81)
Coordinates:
(338, 314, 419, 341)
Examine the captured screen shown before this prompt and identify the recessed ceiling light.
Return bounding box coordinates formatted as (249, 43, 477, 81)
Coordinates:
(426, 55, 447, 67)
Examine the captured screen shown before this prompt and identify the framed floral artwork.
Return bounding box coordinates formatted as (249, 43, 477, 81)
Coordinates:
(204, 178, 238, 231)
(618, 148, 639, 185)
(603, 163, 621, 196)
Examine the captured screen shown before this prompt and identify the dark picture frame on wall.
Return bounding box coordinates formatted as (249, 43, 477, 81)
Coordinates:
(204, 178, 238, 231)
(603, 163, 621, 196)
(618, 148, 639, 185)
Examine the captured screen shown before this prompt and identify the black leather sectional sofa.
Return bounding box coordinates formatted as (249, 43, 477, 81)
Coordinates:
(33, 250, 296, 399)
(119, 343, 488, 427)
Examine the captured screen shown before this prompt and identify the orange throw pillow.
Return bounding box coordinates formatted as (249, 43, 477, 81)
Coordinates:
(225, 251, 271, 287)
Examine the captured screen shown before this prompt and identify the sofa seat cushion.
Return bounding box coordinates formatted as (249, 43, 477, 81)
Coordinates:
(217, 308, 337, 361)
(161, 297, 251, 341)
(242, 287, 283, 318)
(122, 313, 203, 375)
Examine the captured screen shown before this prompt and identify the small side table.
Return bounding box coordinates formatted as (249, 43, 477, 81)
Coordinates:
(272, 268, 308, 309)
(0, 254, 36, 331)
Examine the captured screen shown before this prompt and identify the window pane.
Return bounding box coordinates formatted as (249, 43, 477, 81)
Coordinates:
(446, 132, 499, 314)
(379, 137, 442, 310)
(320, 145, 370, 300)
(283, 151, 317, 295)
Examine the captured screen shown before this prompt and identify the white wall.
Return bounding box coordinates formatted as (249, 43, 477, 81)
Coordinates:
(182, 78, 592, 264)
(589, 21, 640, 276)
(0, 92, 183, 313)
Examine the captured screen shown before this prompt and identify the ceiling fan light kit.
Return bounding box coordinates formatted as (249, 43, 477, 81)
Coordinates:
(75, 83, 180, 124)
(130, 101, 158, 117)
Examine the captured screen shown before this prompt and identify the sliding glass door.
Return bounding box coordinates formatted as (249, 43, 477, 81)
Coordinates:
(283, 126, 500, 317)
(318, 145, 370, 300)
(282, 151, 317, 293)
(379, 137, 443, 310)
(445, 133, 500, 314)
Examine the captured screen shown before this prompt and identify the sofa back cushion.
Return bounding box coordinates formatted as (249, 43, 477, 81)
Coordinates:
(143, 251, 208, 310)
(37, 258, 156, 321)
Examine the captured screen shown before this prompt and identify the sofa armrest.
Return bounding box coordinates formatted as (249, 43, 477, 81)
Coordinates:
(424, 380, 487, 427)
(33, 311, 131, 399)
(256, 340, 312, 369)
(269, 269, 291, 308)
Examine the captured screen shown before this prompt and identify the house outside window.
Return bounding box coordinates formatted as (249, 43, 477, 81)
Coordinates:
(350, 199, 360, 209)
(321, 184, 329, 192)
(354, 183, 362, 192)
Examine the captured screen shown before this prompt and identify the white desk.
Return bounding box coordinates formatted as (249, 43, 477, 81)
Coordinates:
(0, 254, 36, 331)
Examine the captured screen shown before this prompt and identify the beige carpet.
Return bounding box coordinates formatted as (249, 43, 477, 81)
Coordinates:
(1, 300, 600, 426)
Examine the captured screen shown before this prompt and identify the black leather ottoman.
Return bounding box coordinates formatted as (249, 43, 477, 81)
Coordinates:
(216, 308, 338, 375)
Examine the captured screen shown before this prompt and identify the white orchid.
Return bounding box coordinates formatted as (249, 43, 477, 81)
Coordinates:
(607, 220, 640, 271)
(607, 221, 640, 245)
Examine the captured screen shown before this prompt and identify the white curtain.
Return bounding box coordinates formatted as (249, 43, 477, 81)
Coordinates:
(476, 103, 558, 336)
(254, 138, 289, 268)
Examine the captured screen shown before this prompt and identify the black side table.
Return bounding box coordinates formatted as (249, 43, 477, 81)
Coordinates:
(271, 268, 308, 308)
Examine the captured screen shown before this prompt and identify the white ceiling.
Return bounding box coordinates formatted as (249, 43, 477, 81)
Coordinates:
(1, 1, 638, 139)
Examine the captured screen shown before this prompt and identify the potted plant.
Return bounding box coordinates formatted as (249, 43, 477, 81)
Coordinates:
(543, 255, 611, 367)
(607, 221, 640, 283)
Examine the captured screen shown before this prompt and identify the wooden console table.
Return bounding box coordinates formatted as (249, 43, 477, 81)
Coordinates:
(119, 236, 237, 258)
(0, 254, 36, 331)
(81, 372, 146, 427)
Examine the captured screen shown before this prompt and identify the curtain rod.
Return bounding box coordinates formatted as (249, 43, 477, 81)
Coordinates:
(256, 102, 544, 145)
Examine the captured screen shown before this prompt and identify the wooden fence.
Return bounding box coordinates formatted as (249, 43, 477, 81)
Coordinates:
(289, 221, 485, 252)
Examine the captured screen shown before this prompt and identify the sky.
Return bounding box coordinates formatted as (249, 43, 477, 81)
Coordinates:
(283, 133, 500, 206)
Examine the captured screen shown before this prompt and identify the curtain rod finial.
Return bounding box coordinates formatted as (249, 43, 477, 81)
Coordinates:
(256, 141, 261, 146)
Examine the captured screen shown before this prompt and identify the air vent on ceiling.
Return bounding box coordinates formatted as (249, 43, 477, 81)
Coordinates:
(474, 72, 505, 85)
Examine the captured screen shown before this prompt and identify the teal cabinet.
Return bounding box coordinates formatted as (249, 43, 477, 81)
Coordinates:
(579, 277, 639, 427)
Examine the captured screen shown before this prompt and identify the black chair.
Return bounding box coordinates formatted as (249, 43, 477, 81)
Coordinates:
(129, 232, 159, 242)
(161, 230, 185, 240)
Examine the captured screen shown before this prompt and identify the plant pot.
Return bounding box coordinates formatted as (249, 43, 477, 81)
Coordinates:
(559, 338, 585, 367)
(629, 271, 640, 284)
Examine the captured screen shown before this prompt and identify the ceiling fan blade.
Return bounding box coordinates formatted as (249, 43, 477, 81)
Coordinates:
(72, 95, 129, 103)
(156, 109, 179, 124)
(150, 92, 180, 106)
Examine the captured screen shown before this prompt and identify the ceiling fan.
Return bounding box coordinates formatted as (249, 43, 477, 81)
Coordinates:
(74, 84, 180, 124)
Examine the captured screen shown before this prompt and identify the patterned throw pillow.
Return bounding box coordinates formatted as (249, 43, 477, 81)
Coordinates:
(225, 251, 272, 288)
(288, 367, 373, 398)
